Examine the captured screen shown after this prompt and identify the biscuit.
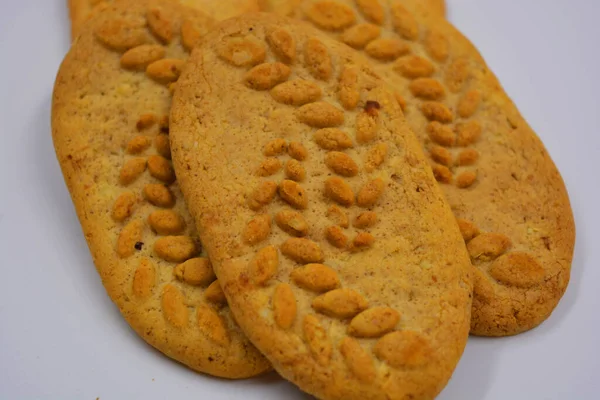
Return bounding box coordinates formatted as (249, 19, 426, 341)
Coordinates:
(257, 0, 446, 18)
(170, 13, 472, 399)
(267, 0, 576, 336)
(67, 0, 261, 39)
(52, 0, 269, 378)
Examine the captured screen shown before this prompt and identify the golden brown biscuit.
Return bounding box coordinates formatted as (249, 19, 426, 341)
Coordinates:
(52, 0, 269, 378)
(266, 0, 576, 336)
(68, 0, 261, 39)
(171, 12, 472, 399)
(180, 0, 261, 20)
(257, 0, 446, 18)
(68, 0, 104, 39)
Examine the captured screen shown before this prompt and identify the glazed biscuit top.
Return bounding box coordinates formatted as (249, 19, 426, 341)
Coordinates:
(52, 0, 269, 378)
(171, 12, 472, 400)
(268, 0, 576, 336)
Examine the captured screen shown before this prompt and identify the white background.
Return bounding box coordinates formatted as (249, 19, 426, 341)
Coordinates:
(1, 0, 599, 399)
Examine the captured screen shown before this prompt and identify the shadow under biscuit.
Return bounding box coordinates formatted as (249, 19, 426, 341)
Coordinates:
(231, 371, 314, 399)
(438, 336, 496, 400)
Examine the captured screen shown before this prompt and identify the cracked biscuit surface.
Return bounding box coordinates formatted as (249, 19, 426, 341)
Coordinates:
(266, 0, 576, 336)
(171, 12, 472, 400)
(52, 0, 270, 378)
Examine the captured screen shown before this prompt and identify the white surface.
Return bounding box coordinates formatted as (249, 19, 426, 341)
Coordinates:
(0, 0, 599, 399)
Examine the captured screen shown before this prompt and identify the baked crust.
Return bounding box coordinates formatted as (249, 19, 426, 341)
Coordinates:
(52, 0, 270, 378)
(266, 0, 576, 336)
(68, 0, 261, 39)
(171, 12, 472, 399)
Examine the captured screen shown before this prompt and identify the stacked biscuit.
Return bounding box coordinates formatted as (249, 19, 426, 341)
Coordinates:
(52, 0, 575, 399)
